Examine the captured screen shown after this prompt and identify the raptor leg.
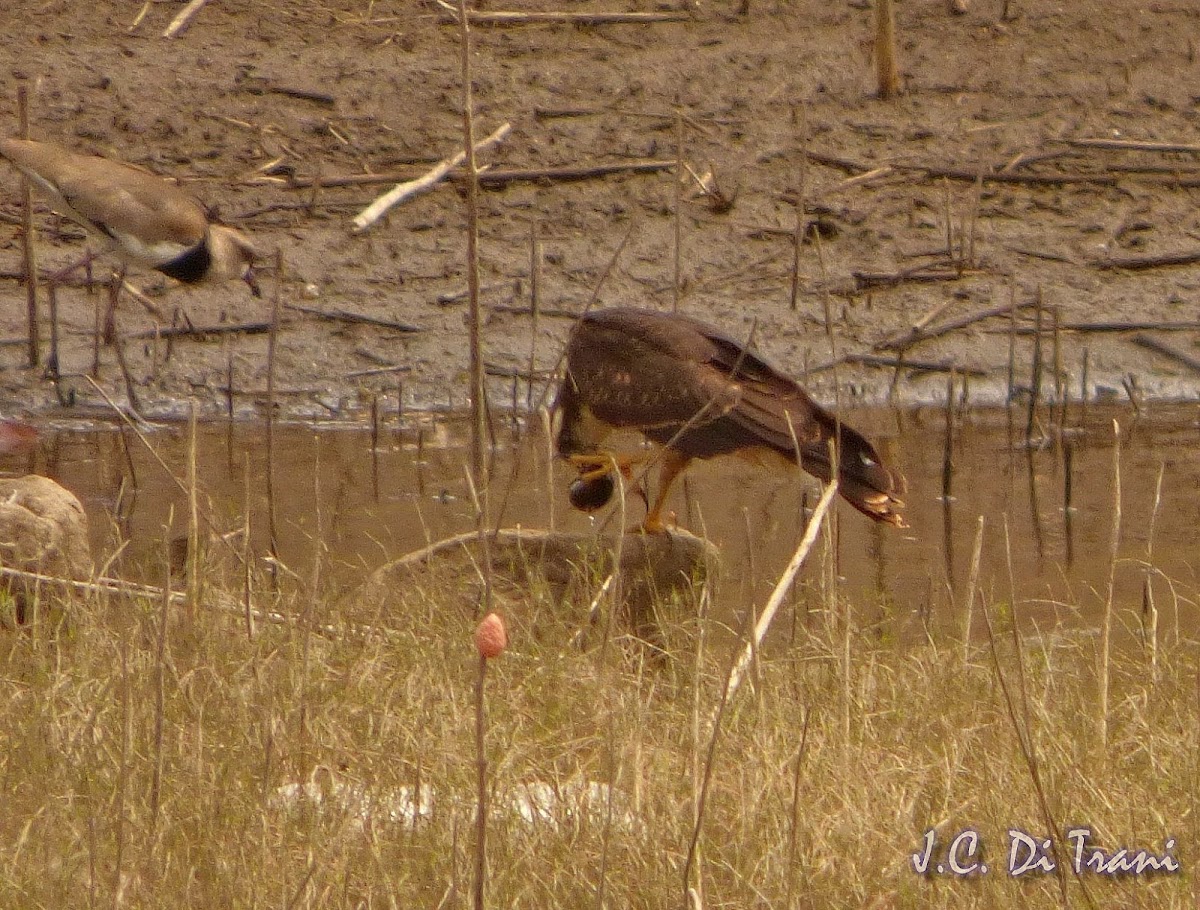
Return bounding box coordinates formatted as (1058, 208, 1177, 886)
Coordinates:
(567, 452, 644, 483)
(640, 448, 691, 534)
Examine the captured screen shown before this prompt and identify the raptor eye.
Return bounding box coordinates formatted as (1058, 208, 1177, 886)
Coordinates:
(569, 473, 616, 512)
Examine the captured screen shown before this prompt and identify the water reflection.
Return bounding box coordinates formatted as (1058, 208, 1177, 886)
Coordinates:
(5, 403, 1199, 642)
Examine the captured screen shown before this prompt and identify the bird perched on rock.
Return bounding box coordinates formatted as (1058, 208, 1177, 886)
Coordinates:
(553, 306, 907, 532)
(0, 138, 259, 293)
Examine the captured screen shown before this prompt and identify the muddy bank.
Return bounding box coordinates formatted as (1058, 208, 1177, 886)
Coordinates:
(0, 0, 1197, 421)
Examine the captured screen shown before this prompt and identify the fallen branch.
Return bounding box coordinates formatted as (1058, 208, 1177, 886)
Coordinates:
(235, 200, 370, 219)
(351, 122, 512, 233)
(987, 320, 1200, 335)
(465, 160, 674, 187)
(485, 363, 555, 381)
(1092, 250, 1200, 271)
(1129, 334, 1200, 375)
(874, 299, 1036, 351)
(247, 172, 427, 190)
(162, 0, 213, 38)
(812, 353, 989, 377)
(124, 321, 272, 341)
(237, 77, 336, 107)
(803, 148, 1200, 189)
(853, 265, 983, 290)
(1004, 245, 1077, 264)
(345, 364, 412, 379)
(1066, 138, 1200, 154)
(487, 303, 582, 319)
(284, 303, 423, 333)
(434, 3, 689, 26)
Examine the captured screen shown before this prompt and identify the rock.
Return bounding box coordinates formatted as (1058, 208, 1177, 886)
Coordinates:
(356, 526, 720, 648)
(0, 475, 91, 626)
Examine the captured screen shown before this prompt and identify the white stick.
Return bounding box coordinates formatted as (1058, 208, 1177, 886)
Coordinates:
(714, 479, 839, 722)
(162, 0, 214, 38)
(351, 122, 512, 234)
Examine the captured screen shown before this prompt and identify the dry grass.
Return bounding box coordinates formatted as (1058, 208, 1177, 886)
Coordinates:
(0, 524, 1196, 909)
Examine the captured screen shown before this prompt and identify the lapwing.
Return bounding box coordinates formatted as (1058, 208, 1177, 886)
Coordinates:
(1, 138, 260, 294)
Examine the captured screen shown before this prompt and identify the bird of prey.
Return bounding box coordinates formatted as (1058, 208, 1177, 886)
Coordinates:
(553, 307, 907, 531)
(1, 138, 259, 293)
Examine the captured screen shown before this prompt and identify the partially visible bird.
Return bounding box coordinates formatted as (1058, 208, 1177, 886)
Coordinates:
(553, 306, 907, 531)
(0, 138, 260, 293)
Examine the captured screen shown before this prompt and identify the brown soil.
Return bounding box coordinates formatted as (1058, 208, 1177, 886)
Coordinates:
(1, 0, 1198, 421)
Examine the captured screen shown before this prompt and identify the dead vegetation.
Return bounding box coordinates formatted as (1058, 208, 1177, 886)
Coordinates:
(0, 475, 1195, 907)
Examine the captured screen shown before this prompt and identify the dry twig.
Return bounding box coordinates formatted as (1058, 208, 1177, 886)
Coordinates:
(351, 122, 512, 233)
(162, 0, 213, 38)
(434, 2, 689, 26)
(1128, 334, 1200, 375)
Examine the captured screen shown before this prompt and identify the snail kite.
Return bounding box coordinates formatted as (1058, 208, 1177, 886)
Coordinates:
(553, 306, 907, 531)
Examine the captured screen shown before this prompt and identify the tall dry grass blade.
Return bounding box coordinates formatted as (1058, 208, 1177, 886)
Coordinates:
(371, 393, 381, 501)
(960, 514, 985, 663)
(112, 329, 143, 420)
(17, 84, 40, 368)
(92, 288, 105, 378)
(1052, 306, 1066, 430)
(457, 0, 494, 633)
(942, 177, 953, 262)
(47, 282, 60, 392)
(1006, 284, 1017, 413)
(457, 0, 486, 488)
(149, 526, 171, 839)
(595, 712, 616, 910)
(242, 457, 255, 639)
(941, 370, 955, 502)
(526, 223, 541, 411)
(223, 334, 234, 420)
(473, 650, 489, 910)
(595, 461, 628, 660)
(966, 168, 983, 268)
(266, 249, 283, 582)
(310, 436, 323, 600)
(981, 520, 1070, 907)
(186, 402, 201, 620)
(1063, 438, 1075, 568)
(1142, 576, 1158, 681)
(1142, 461, 1164, 678)
(789, 206, 804, 312)
(539, 406, 556, 531)
(1025, 287, 1044, 445)
(673, 108, 684, 314)
(1098, 419, 1122, 749)
(685, 481, 838, 905)
(790, 102, 809, 315)
(1079, 347, 1090, 424)
(112, 611, 131, 910)
(688, 531, 709, 909)
(783, 708, 812, 909)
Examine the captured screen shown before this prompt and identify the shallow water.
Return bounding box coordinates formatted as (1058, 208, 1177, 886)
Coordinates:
(9, 402, 1200, 644)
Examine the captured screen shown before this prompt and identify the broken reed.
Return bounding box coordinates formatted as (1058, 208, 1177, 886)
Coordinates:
(1098, 420, 1122, 750)
(17, 83, 39, 368)
(265, 249, 283, 580)
(454, 5, 496, 908)
(874, 0, 901, 99)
